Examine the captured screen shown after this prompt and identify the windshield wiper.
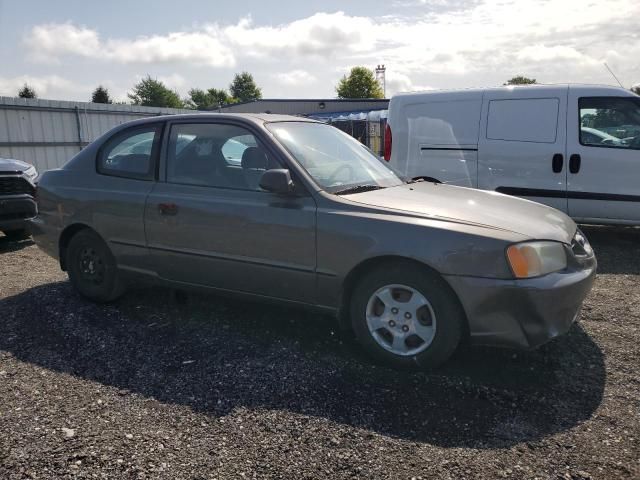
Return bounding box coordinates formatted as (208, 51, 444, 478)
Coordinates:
(333, 184, 385, 195)
(407, 176, 441, 184)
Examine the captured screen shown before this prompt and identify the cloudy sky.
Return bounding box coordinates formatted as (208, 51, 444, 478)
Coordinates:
(0, 0, 638, 102)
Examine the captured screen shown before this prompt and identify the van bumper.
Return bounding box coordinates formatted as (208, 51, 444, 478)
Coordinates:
(443, 256, 597, 349)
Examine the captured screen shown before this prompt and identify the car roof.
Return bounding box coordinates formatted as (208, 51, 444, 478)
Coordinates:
(122, 112, 320, 128)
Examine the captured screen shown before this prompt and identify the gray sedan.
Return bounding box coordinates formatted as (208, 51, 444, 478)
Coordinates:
(31, 114, 596, 369)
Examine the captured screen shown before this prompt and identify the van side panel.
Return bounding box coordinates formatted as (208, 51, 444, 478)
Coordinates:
(388, 92, 482, 187)
(477, 87, 569, 213)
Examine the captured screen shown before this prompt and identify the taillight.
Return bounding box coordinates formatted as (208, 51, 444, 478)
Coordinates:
(383, 123, 392, 161)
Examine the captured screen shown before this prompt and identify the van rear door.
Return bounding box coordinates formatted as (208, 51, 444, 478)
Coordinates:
(478, 87, 569, 213)
(388, 91, 482, 187)
(566, 86, 640, 223)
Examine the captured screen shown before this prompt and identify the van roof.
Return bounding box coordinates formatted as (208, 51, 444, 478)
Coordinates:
(391, 84, 635, 101)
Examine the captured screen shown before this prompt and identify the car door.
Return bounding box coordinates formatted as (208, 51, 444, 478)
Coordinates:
(566, 88, 640, 223)
(144, 119, 318, 304)
(478, 87, 569, 213)
(90, 122, 163, 272)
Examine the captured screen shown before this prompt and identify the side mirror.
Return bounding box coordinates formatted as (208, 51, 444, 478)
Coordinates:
(259, 169, 295, 194)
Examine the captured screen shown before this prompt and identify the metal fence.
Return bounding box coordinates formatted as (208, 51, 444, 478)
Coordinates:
(0, 97, 192, 172)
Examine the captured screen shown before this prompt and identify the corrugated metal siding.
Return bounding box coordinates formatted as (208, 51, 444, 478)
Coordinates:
(0, 97, 195, 172)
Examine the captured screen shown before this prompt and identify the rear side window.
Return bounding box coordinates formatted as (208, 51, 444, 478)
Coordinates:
(98, 124, 162, 180)
(579, 97, 640, 150)
(487, 98, 559, 143)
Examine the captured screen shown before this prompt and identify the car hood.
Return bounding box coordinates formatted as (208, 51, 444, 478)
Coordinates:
(0, 157, 32, 173)
(343, 182, 577, 244)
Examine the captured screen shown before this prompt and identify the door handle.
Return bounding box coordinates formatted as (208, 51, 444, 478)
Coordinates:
(552, 153, 564, 173)
(569, 154, 581, 174)
(158, 202, 178, 216)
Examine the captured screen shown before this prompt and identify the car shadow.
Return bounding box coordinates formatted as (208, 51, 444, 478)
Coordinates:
(580, 224, 640, 274)
(0, 280, 605, 449)
(0, 235, 34, 253)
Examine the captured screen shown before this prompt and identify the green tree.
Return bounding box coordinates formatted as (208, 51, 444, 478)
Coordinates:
(504, 76, 537, 86)
(632, 84, 640, 95)
(229, 72, 262, 102)
(18, 83, 37, 99)
(91, 85, 112, 104)
(186, 87, 232, 110)
(127, 76, 184, 108)
(208, 88, 231, 106)
(336, 67, 384, 99)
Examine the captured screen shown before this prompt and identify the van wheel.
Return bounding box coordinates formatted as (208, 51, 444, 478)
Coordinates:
(66, 230, 124, 303)
(350, 263, 464, 370)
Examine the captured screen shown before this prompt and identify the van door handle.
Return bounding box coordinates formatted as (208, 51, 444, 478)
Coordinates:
(552, 153, 564, 173)
(158, 202, 178, 216)
(569, 154, 581, 174)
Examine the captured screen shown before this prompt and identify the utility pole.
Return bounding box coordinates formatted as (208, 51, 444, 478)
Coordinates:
(375, 64, 386, 98)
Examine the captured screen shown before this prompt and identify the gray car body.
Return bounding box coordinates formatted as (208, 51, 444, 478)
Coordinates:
(31, 113, 597, 350)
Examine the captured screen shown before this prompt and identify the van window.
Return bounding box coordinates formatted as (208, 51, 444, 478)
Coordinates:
(579, 97, 640, 150)
(405, 100, 481, 147)
(487, 98, 559, 143)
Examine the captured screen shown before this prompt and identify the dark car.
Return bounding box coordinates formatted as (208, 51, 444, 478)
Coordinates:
(0, 157, 38, 240)
(31, 114, 596, 369)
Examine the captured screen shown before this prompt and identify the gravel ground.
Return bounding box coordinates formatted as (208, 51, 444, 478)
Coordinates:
(0, 226, 639, 479)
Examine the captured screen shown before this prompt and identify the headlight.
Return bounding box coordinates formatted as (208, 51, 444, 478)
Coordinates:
(506, 241, 567, 278)
(23, 165, 38, 182)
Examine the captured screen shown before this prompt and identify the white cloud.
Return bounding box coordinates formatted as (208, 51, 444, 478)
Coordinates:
(157, 73, 187, 90)
(272, 70, 316, 86)
(24, 23, 100, 63)
(17, 1, 640, 98)
(24, 24, 235, 67)
(516, 45, 593, 64)
(104, 32, 234, 67)
(0, 74, 82, 97)
(384, 71, 434, 96)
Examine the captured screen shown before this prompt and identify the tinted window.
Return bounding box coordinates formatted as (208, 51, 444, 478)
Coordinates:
(98, 125, 161, 180)
(579, 97, 640, 150)
(221, 134, 258, 166)
(167, 123, 278, 190)
(487, 98, 559, 143)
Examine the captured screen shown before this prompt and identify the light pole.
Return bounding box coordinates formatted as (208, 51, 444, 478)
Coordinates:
(375, 64, 386, 98)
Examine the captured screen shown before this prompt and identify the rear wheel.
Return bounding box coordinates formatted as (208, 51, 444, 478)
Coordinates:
(66, 230, 124, 303)
(3, 228, 30, 241)
(350, 263, 464, 369)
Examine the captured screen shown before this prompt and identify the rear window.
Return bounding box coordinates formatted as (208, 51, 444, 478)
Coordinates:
(487, 98, 559, 143)
(98, 125, 162, 180)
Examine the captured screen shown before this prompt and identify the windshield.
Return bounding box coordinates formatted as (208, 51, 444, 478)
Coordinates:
(267, 122, 404, 193)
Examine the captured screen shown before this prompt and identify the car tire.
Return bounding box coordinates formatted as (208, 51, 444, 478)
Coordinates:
(3, 228, 30, 241)
(350, 262, 464, 370)
(66, 229, 124, 303)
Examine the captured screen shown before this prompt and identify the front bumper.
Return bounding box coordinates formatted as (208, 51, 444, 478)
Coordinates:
(0, 195, 37, 231)
(444, 254, 597, 349)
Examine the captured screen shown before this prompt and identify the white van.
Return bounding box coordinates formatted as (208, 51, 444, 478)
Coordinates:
(385, 84, 640, 225)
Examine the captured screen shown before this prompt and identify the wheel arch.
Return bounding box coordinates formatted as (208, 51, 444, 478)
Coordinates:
(58, 223, 98, 271)
(338, 255, 469, 336)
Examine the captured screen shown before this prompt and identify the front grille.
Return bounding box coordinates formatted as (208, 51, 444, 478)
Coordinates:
(0, 177, 34, 196)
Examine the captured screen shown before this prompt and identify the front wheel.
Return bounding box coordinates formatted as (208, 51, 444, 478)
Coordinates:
(66, 229, 124, 303)
(350, 263, 465, 370)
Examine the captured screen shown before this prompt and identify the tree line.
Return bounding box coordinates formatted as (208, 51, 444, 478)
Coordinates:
(15, 70, 640, 106)
(16, 71, 264, 109)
